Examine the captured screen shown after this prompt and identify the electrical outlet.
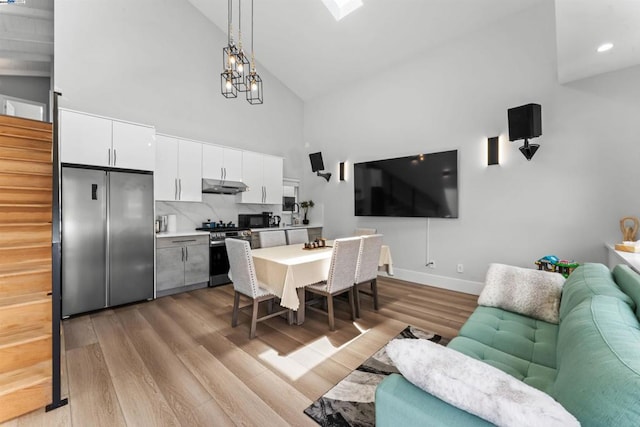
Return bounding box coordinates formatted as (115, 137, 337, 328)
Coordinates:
(427, 260, 436, 268)
(457, 263, 464, 273)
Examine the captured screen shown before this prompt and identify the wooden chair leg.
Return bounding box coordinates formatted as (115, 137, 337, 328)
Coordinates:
(250, 298, 260, 339)
(372, 279, 379, 310)
(354, 284, 361, 318)
(348, 288, 356, 321)
(232, 291, 240, 327)
(287, 309, 294, 325)
(327, 295, 335, 331)
(267, 298, 273, 315)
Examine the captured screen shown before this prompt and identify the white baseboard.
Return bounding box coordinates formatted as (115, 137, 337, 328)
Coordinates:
(380, 268, 484, 295)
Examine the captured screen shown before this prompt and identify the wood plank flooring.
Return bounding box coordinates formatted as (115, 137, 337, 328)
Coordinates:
(1, 276, 477, 427)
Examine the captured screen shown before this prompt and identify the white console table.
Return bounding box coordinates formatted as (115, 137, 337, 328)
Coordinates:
(606, 243, 640, 274)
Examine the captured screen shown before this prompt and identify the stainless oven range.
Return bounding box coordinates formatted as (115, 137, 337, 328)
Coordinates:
(195, 223, 252, 287)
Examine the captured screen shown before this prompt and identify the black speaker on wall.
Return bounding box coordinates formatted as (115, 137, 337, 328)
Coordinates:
(309, 152, 331, 182)
(507, 103, 542, 161)
(508, 103, 541, 142)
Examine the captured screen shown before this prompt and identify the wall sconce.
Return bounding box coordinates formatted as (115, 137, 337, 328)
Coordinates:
(488, 137, 499, 165)
(339, 162, 345, 181)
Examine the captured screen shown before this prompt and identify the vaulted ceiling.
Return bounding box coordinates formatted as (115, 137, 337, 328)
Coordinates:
(0, 0, 53, 78)
(0, 0, 638, 99)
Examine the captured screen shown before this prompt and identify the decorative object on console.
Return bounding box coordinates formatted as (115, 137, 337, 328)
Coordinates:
(300, 200, 314, 224)
(479, 263, 565, 324)
(620, 216, 639, 242)
(508, 103, 542, 160)
(309, 152, 332, 182)
(487, 136, 499, 165)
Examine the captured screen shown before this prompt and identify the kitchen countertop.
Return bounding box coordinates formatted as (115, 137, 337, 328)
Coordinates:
(250, 223, 323, 232)
(156, 231, 211, 238)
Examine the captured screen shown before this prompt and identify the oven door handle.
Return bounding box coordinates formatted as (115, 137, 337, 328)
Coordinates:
(210, 241, 226, 247)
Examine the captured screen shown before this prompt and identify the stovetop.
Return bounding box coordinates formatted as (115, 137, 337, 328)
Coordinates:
(195, 226, 247, 232)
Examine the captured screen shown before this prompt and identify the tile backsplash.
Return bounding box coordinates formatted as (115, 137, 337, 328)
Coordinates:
(156, 193, 281, 231)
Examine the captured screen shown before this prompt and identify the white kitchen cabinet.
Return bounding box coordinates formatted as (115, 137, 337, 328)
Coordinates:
(112, 121, 155, 171)
(239, 151, 283, 204)
(263, 155, 283, 204)
(60, 110, 112, 167)
(60, 109, 155, 171)
(155, 135, 202, 202)
(202, 145, 243, 182)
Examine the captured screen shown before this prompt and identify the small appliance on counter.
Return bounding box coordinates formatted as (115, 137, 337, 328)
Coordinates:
(238, 212, 271, 228)
(270, 215, 281, 228)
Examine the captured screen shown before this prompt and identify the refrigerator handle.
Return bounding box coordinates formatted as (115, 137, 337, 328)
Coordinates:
(221, 167, 224, 181)
(185, 246, 188, 261)
(181, 247, 184, 262)
(179, 179, 182, 200)
(174, 178, 178, 200)
(113, 149, 117, 166)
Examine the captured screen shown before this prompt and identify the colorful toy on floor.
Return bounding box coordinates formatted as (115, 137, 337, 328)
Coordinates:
(535, 255, 580, 278)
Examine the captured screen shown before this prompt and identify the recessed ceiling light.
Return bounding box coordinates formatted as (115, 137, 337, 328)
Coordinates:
(597, 43, 614, 53)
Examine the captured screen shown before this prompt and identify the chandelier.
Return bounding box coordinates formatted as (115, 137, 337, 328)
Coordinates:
(221, 0, 262, 104)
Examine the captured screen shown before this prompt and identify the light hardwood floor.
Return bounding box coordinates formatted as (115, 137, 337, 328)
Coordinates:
(1, 276, 477, 427)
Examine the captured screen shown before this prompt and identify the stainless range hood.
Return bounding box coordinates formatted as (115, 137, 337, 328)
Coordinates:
(202, 178, 248, 194)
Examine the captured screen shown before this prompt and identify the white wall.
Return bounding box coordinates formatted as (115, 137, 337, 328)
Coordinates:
(54, 0, 305, 179)
(302, 2, 640, 293)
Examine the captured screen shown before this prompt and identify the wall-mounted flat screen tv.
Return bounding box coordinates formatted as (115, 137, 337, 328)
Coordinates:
(354, 150, 458, 218)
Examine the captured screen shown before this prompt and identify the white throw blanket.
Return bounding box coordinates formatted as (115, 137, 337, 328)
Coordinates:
(386, 338, 580, 427)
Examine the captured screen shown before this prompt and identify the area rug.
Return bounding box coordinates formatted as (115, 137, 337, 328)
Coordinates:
(304, 326, 449, 427)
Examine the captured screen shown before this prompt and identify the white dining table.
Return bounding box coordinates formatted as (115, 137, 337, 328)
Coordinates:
(251, 241, 393, 325)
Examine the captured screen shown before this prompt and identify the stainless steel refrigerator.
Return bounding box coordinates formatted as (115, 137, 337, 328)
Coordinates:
(62, 166, 154, 317)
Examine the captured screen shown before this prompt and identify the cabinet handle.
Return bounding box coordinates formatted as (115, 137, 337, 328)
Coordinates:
(264, 186, 267, 203)
(185, 246, 189, 261)
(175, 178, 178, 200)
(113, 149, 117, 166)
(179, 179, 182, 200)
(221, 167, 224, 181)
(108, 148, 111, 165)
(223, 168, 226, 180)
(181, 247, 184, 262)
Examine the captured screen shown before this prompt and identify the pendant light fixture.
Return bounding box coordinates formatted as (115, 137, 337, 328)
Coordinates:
(246, 0, 263, 104)
(233, 0, 250, 92)
(221, 0, 238, 98)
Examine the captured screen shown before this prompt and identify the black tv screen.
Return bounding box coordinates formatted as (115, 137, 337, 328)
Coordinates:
(354, 150, 458, 218)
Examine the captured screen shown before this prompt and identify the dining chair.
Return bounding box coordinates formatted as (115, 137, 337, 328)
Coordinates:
(305, 237, 361, 330)
(225, 238, 293, 338)
(355, 227, 377, 236)
(286, 228, 309, 245)
(354, 234, 383, 318)
(259, 230, 286, 248)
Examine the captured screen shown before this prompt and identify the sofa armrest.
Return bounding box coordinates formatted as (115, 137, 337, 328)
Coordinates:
(375, 374, 493, 427)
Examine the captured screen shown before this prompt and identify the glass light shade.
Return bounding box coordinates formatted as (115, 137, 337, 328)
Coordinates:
(221, 69, 237, 98)
(246, 72, 263, 104)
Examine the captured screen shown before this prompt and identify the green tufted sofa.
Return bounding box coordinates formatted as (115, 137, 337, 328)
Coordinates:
(376, 263, 640, 426)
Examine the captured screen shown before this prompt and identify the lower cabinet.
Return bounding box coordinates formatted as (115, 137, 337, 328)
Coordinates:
(157, 235, 209, 296)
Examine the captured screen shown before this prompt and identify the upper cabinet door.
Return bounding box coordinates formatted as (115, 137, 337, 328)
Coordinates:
(222, 148, 243, 182)
(112, 121, 155, 171)
(177, 140, 202, 202)
(155, 135, 179, 201)
(202, 144, 224, 180)
(263, 155, 283, 204)
(240, 151, 263, 204)
(60, 110, 112, 167)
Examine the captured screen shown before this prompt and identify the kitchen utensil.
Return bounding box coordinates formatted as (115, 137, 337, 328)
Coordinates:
(159, 215, 168, 232)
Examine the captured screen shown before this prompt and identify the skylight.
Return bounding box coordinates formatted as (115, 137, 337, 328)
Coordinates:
(321, 0, 363, 21)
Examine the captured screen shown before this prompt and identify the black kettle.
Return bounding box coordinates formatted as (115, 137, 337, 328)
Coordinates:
(271, 215, 281, 227)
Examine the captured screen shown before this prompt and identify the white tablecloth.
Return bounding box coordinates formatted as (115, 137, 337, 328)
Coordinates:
(251, 242, 393, 311)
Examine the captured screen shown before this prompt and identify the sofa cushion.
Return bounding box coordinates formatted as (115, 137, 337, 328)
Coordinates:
(458, 306, 558, 369)
(559, 263, 633, 320)
(448, 336, 557, 394)
(386, 338, 579, 427)
(478, 263, 565, 323)
(612, 264, 640, 319)
(553, 295, 640, 425)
